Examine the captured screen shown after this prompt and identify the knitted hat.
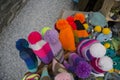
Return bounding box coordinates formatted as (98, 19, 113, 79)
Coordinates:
(112, 55, 120, 71)
(43, 29, 63, 56)
(22, 73, 40, 80)
(16, 39, 38, 73)
(74, 13, 85, 23)
(54, 72, 74, 80)
(40, 65, 51, 80)
(74, 20, 89, 38)
(55, 19, 76, 51)
(66, 16, 77, 30)
(41, 27, 51, 37)
(64, 53, 92, 78)
(88, 12, 108, 27)
(52, 59, 66, 75)
(77, 39, 106, 61)
(90, 56, 113, 74)
(96, 32, 112, 42)
(28, 31, 53, 64)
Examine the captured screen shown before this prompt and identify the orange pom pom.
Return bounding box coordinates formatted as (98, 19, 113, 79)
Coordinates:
(56, 19, 69, 30)
(74, 13, 85, 23)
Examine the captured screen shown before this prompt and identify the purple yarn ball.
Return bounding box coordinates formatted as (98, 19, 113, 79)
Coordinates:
(75, 61, 92, 78)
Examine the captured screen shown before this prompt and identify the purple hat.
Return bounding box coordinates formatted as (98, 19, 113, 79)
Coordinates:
(44, 29, 64, 62)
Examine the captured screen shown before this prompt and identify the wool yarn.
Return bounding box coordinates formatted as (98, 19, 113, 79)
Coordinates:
(22, 73, 40, 80)
(28, 31, 53, 64)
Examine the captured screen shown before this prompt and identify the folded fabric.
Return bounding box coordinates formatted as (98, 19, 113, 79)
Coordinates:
(90, 56, 113, 74)
(28, 31, 53, 64)
(77, 39, 106, 61)
(56, 19, 76, 51)
(64, 53, 92, 78)
(40, 65, 51, 80)
(43, 29, 64, 63)
(55, 72, 74, 80)
(16, 39, 38, 72)
(22, 73, 40, 80)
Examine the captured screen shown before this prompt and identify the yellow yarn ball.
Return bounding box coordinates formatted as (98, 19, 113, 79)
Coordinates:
(104, 43, 110, 48)
(102, 28, 111, 35)
(94, 26, 102, 32)
(83, 23, 89, 30)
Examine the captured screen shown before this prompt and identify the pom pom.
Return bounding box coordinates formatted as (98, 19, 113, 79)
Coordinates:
(41, 27, 51, 37)
(55, 72, 74, 80)
(90, 43, 106, 58)
(83, 23, 89, 30)
(56, 19, 70, 30)
(104, 43, 111, 49)
(16, 39, 29, 51)
(94, 26, 102, 32)
(28, 31, 42, 44)
(75, 61, 92, 78)
(99, 56, 113, 71)
(66, 16, 77, 30)
(102, 28, 111, 35)
(74, 13, 85, 23)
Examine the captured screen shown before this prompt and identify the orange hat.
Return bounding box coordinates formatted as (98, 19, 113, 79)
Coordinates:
(56, 19, 76, 51)
(74, 13, 85, 24)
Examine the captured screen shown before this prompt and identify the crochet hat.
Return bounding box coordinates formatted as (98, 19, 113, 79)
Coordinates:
(22, 73, 40, 80)
(52, 59, 66, 75)
(43, 29, 64, 62)
(64, 53, 92, 78)
(40, 65, 51, 80)
(54, 72, 74, 80)
(96, 32, 112, 42)
(88, 12, 108, 27)
(74, 13, 85, 24)
(56, 19, 76, 51)
(16, 39, 38, 73)
(28, 31, 53, 64)
(77, 39, 106, 61)
(90, 56, 113, 74)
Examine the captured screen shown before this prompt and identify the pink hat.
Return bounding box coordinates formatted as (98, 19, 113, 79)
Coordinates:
(28, 31, 53, 64)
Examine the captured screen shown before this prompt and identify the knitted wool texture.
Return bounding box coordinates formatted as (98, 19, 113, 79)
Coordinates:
(28, 31, 53, 64)
(16, 39, 38, 72)
(74, 13, 85, 24)
(90, 56, 113, 74)
(77, 39, 106, 61)
(64, 53, 92, 78)
(56, 19, 76, 51)
(55, 72, 74, 80)
(22, 73, 40, 80)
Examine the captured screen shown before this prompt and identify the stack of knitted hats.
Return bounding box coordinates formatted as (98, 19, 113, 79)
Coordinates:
(15, 12, 120, 80)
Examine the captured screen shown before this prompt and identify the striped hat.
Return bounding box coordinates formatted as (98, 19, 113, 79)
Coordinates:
(22, 73, 40, 80)
(28, 31, 53, 64)
(77, 39, 106, 61)
(16, 39, 38, 73)
(43, 29, 64, 63)
(90, 56, 113, 74)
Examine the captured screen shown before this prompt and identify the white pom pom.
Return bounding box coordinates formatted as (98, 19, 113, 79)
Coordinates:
(99, 56, 113, 71)
(90, 43, 106, 58)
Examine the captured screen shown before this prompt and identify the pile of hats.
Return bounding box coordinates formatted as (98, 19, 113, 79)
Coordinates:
(16, 12, 120, 80)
